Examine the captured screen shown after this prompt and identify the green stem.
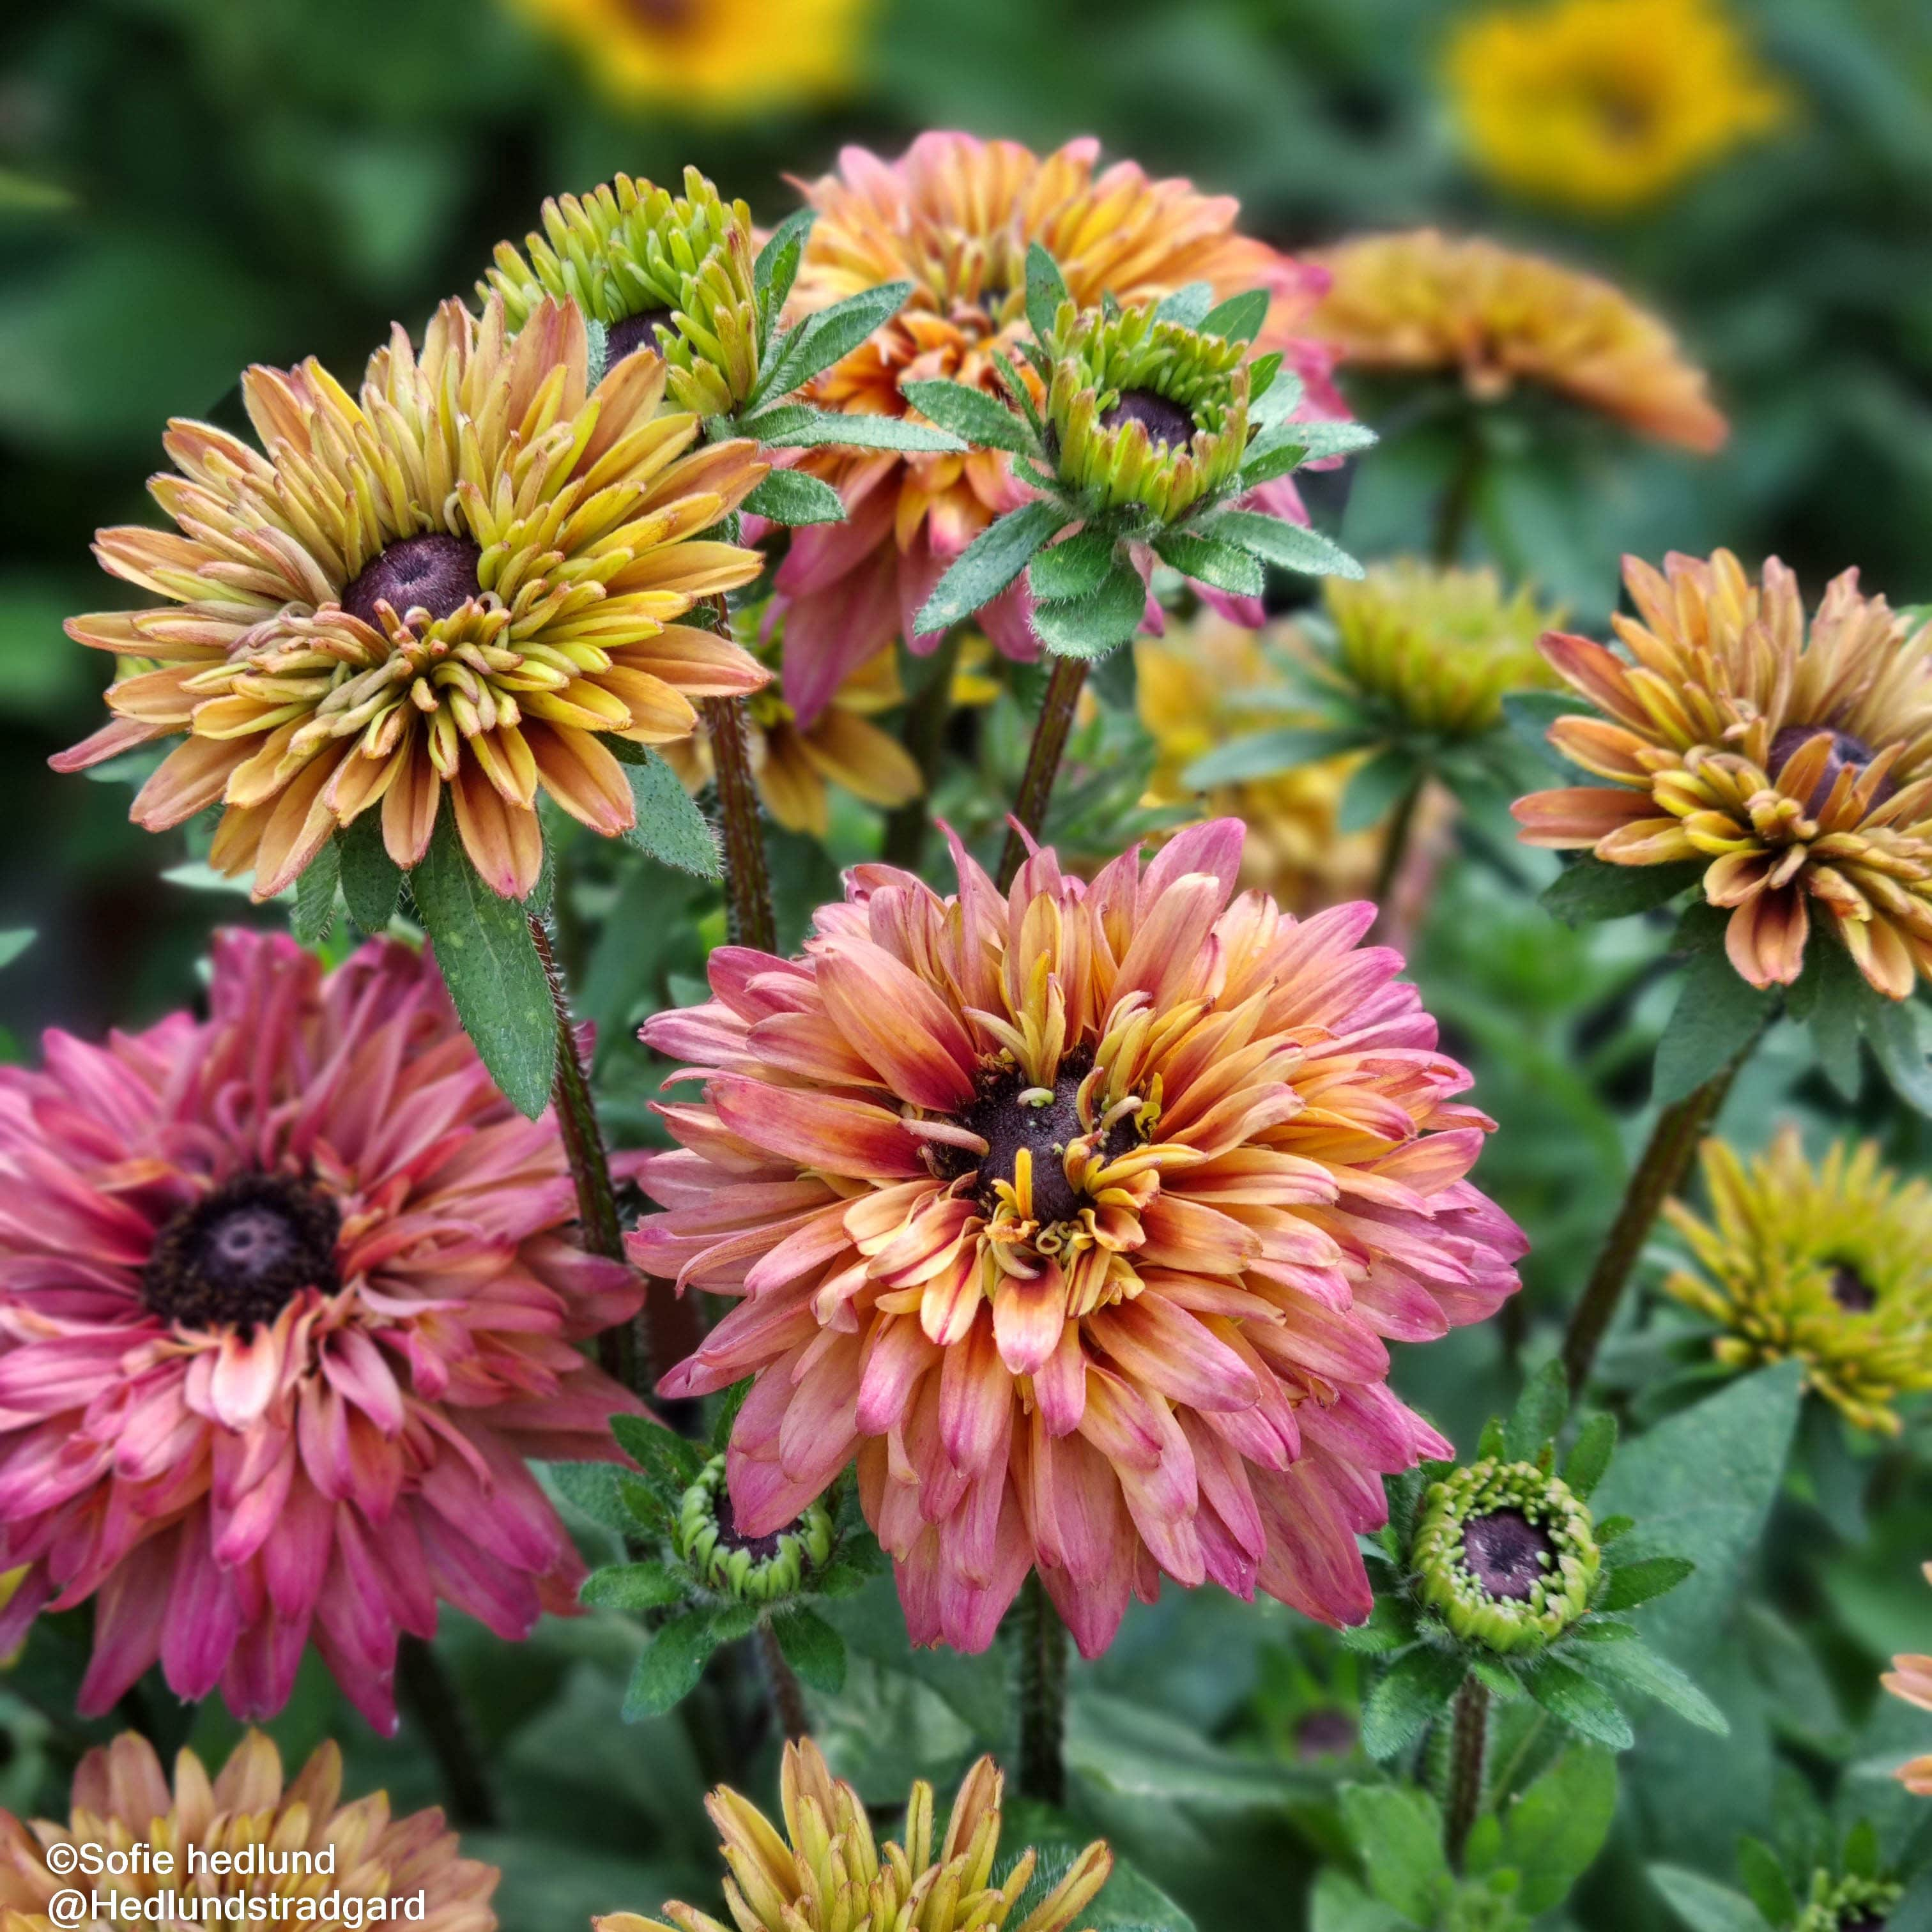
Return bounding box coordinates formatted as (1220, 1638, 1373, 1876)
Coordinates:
(1445, 1677, 1489, 1873)
(396, 1634, 498, 1828)
(1431, 420, 1485, 568)
(1560, 1024, 1767, 1395)
(882, 632, 964, 870)
(756, 1623, 813, 1742)
(705, 693, 778, 955)
(1016, 1574, 1068, 1806)
(1369, 769, 1427, 928)
(997, 656, 1089, 892)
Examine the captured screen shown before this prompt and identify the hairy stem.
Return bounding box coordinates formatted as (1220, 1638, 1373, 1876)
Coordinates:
(756, 1624, 813, 1742)
(1561, 1026, 1766, 1395)
(396, 1634, 498, 1828)
(1445, 1677, 1489, 1873)
(705, 694, 778, 954)
(997, 655, 1089, 892)
(1016, 1574, 1068, 1806)
(883, 632, 964, 870)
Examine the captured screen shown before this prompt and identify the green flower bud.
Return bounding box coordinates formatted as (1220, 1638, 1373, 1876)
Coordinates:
(1414, 1459, 1600, 1655)
(1043, 300, 1250, 525)
(675, 1455, 835, 1605)
(1792, 1871, 1900, 1932)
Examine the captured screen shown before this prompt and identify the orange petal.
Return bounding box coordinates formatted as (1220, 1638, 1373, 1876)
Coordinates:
(450, 763, 543, 899)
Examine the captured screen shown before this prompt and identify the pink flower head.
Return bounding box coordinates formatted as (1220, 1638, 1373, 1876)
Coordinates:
(632, 822, 1523, 1657)
(0, 930, 643, 1731)
(763, 132, 1348, 726)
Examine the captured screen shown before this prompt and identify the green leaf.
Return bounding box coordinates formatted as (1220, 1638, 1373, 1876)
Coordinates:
(1574, 1636, 1728, 1733)
(1563, 1414, 1618, 1499)
(545, 1460, 634, 1535)
(1503, 689, 1593, 771)
(1183, 724, 1370, 788)
(622, 1609, 728, 1719)
(1646, 1865, 1769, 1932)
(1028, 530, 1117, 602)
(741, 402, 964, 452)
(619, 747, 721, 877)
(752, 206, 816, 335)
(1309, 1872, 1410, 1932)
(770, 1606, 847, 1694)
(1600, 1556, 1696, 1612)
(1889, 1870, 1932, 1932)
(408, 809, 555, 1118)
(1806, 939, 1866, 1098)
(1338, 1784, 1450, 1923)
(742, 468, 846, 526)
(1843, 1818, 1879, 1880)
(1002, 1802, 1199, 1932)
(1152, 529, 1264, 597)
(900, 378, 1035, 454)
(1540, 855, 1706, 926)
(1360, 1646, 1467, 1759)
(1735, 1837, 1795, 1928)
(581, 1560, 688, 1612)
(1025, 243, 1071, 345)
(752, 279, 912, 405)
(1236, 434, 1313, 492)
(1522, 1657, 1634, 1749)
(1153, 280, 1215, 327)
(0, 930, 31, 973)
(1199, 288, 1271, 344)
(1289, 418, 1381, 460)
(1336, 747, 1416, 836)
(617, 1473, 674, 1538)
(337, 811, 402, 932)
(916, 501, 1069, 634)
(1504, 1358, 1570, 1462)
(1030, 561, 1149, 659)
(610, 1412, 709, 1495)
(1501, 1747, 1618, 1914)
(1650, 949, 1777, 1108)
(1862, 989, 1932, 1115)
(1201, 509, 1364, 579)
(292, 839, 340, 947)
(1249, 364, 1303, 429)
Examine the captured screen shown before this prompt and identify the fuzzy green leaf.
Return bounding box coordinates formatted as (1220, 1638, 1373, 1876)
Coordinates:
(1290, 418, 1380, 460)
(1563, 1414, 1618, 1499)
(1360, 1646, 1467, 1759)
(610, 1412, 709, 1495)
(1735, 1839, 1795, 1929)
(1153, 280, 1216, 328)
(1250, 366, 1304, 429)
(1308, 1873, 1409, 1932)
(1025, 244, 1071, 346)
(293, 839, 340, 947)
(1650, 949, 1777, 1108)
(917, 501, 1069, 634)
(1574, 1636, 1728, 1733)
(619, 747, 721, 877)
(1540, 855, 1706, 926)
(1338, 1784, 1450, 1922)
(1029, 531, 1117, 602)
(337, 812, 402, 932)
(1646, 1866, 1768, 1932)
(742, 402, 964, 452)
(900, 378, 1036, 454)
(581, 1560, 688, 1613)
(408, 810, 555, 1119)
(752, 280, 912, 404)
(770, 1606, 847, 1694)
(1199, 288, 1270, 344)
(1031, 561, 1149, 659)
(1502, 1747, 1618, 1914)
(742, 467, 847, 526)
(623, 1607, 748, 1719)
(1523, 1657, 1634, 1749)
(1862, 988, 1932, 1114)
(1153, 528, 1264, 597)
(1202, 508, 1364, 579)
(546, 1461, 633, 1535)
(1805, 939, 1866, 1098)
(1504, 1359, 1570, 1462)
(1600, 1556, 1696, 1611)
(752, 207, 815, 335)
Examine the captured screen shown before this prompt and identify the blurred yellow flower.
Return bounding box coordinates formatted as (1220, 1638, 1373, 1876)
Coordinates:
(1137, 618, 1383, 914)
(508, 0, 870, 115)
(1310, 229, 1728, 452)
(1446, 0, 1788, 212)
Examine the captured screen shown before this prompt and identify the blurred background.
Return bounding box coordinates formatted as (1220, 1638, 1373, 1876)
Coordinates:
(4, 1, 1932, 1922)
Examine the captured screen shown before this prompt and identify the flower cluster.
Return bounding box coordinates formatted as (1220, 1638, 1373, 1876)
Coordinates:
(0, 929, 642, 1729)
(633, 820, 1523, 1655)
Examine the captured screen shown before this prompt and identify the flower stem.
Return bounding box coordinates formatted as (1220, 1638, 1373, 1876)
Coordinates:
(1016, 1574, 1068, 1806)
(396, 1634, 498, 1829)
(883, 632, 964, 870)
(1444, 1676, 1489, 1873)
(1432, 418, 1485, 567)
(705, 694, 778, 954)
(1560, 1027, 1765, 1395)
(756, 1623, 813, 1742)
(997, 655, 1089, 891)
(1369, 769, 1427, 931)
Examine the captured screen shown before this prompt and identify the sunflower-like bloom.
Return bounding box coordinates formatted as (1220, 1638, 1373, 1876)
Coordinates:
(663, 646, 923, 839)
(1884, 1590, 1932, 1796)
(767, 132, 1344, 724)
(631, 822, 1523, 1655)
(484, 170, 762, 418)
(1445, 0, 1788, 212)
(0, 929, 643, 1729)
(1513, 550, 1932, 995)
(0, 1731, 498, 1931)
(1309, 230, 1728, 454)
(1043, 301, 1250, 524)
(594, 1739, 1109, 1932)
(504, 0, 869, 116)
(1663, 1128, 1932, 1434)
(1326, 560, 1560, 738)
(1135, 622, 1383, 913)
(52, 298, 767, 900)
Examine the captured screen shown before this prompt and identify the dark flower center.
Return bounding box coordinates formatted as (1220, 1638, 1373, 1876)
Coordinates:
(143, 1172, 342, 1335)
(1766, 723, 1895, 816)
(1100, 387, 1198, 450)
(953, 1053, 1138, 1228)
(1292, 1710, 1358, 1761)
(605, 305, 677, 366)
(341, 533, 482, 630)
(1840, 1917, 1887, 1932)
(1460, 1508, 1555, 1603)
(1828, 1261, 1878, 1313)
(710, 1481, 785, 1567)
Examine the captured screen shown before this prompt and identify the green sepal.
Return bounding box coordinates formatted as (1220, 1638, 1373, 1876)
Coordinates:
(1199, 288, 1270, 344)
(1562, 1414, 1618, 1499)
(1030, 560, 1147, 659)
(1152, 528, 1264, 597)
(1503, 1360, 1569, 1463)
(916, 500, 1069, 634)
(1337, 1593, 1419, 1654)
(1025, 243, 1071, 347)
(580, 1560, 688, 1612)
(546, 1461, 635, 1535)
(1029, 530, 1117, 602)
(623, 1602, 757, 1719)
(1153, 280, 1215, 328)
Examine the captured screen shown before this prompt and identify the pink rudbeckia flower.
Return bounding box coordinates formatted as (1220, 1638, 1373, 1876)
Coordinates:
(0, 930, 642, 1731)
(631, 822, 1523, 1657)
